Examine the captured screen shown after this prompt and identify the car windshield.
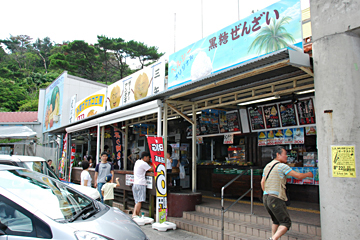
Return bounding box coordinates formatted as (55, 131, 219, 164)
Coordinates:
(17, 161, 60, 181)
(0, 169, 93, 222)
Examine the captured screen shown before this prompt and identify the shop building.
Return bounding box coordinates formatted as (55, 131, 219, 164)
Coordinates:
(43, 0, 319, 216)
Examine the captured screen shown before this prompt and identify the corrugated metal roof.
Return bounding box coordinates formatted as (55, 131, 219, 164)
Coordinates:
(0, 112, 38, 123)
(165, 49, 291, 95)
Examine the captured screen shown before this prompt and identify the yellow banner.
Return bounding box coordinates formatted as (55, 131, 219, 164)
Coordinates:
(75, 94, 104, 117)
(332, 146, 356, 178)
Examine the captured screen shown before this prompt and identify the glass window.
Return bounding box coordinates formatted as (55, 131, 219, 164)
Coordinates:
(0, 169, 93, 222)
(0, 200, 33, 233)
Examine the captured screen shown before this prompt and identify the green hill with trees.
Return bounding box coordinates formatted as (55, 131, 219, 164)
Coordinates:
(0, 35, 164, 112)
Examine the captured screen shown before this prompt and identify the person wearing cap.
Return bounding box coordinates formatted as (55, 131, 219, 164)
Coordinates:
(94, 151, 114, 203)
(101, 174, 120, 207)
(132, 151, 153, 218)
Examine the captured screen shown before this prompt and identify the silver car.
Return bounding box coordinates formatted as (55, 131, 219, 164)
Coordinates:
(0, 165, 148, 240)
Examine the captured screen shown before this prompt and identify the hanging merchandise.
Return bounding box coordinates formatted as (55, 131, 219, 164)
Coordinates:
(59, 133, 68, 180)
(68, 144, 76, 181)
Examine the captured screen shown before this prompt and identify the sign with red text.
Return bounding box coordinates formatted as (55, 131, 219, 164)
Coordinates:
(223, 133, 234, 144)
(147, 136, 167, 223)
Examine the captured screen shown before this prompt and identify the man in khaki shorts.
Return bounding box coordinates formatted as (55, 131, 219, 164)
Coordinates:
(261, 146, 313, 240)
(132, 151, 153, 218)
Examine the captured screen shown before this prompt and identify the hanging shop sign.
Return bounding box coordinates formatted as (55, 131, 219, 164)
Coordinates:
(69, 94, 77, 123)
(111, 123, 123, 165)
(284, 128, 294, 144)
(305, 126, 316, 135)
(125, 175, 153, 189)
(258, 127, 304, 146)
(75, 88, 106, 121)
(226, 110, 241, 133)
(107, 59, 165, 110)
(279, 103, 297, 127)
(200, 109, 220, 134)
(331, 145, 356, 178)
(249, 98, 316, 132)
(147, 136, 167, 223)
(168, 0, 302, 89)
(68, 144, 76, 181)
(287, 167, 318, 185)
(223, 133, 234, 144)
(263, 105, 280, 129)
(293, 128, 305, 144)
(43, 73, 64, 131)
(297, 98, 316, 125)
(249, 107, 265, 130)
(133, 124, 156, 136)
(59, 133, 68, 179)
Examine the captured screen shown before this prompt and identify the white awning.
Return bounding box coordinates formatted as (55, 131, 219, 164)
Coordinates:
(66, 100, 162, 133)
(0, 126, 37, 139)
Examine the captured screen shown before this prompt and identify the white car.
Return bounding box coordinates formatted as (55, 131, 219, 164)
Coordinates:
(0, 164, 148, 239)
(0, 155, 100, 200)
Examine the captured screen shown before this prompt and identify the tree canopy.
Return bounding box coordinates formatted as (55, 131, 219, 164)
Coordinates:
(0, 35, 164, 112)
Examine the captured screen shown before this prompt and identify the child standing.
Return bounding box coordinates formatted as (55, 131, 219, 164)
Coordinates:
(101, 174, 120, 206)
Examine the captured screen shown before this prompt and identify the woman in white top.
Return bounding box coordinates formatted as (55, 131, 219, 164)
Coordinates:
(80, 160, 92, 187)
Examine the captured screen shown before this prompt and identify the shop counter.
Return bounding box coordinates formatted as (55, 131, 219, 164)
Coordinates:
(71, 167, 157, 217)
(197, 165, 263, 197)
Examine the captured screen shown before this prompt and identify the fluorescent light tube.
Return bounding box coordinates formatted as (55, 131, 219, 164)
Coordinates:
(238, 97, 277, 106)
(295, 89, 315, 94)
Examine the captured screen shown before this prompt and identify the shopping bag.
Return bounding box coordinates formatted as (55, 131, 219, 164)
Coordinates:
(179, 165, 185, 179)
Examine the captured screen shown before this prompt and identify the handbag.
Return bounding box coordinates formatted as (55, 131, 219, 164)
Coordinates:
(265, 162, 291, 206)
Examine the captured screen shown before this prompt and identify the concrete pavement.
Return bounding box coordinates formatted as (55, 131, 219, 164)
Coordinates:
(139, 224, 211, 240)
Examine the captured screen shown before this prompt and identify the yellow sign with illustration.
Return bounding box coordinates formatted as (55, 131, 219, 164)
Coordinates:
(75, 88, 107, 121)
(332, 146, 356, 178)
(107, 59, 165, 110)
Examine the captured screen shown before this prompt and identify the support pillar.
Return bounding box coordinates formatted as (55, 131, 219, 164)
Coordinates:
(311, 1, 360, 238)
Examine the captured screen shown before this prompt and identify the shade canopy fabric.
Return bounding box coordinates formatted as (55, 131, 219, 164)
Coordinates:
(0, 126, 37, 139)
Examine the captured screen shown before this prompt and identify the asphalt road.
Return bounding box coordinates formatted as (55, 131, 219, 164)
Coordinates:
(139, 224, 211, 240)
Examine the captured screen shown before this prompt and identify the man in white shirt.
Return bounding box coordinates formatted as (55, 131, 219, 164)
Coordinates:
(132, 152, 153, 218)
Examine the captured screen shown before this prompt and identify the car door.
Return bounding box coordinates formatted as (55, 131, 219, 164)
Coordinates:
(0, 195, 52, 240)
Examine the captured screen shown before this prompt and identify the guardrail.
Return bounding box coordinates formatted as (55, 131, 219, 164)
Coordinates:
(221, 168, 253, 240)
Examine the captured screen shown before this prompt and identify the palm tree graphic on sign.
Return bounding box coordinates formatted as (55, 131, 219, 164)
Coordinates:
(248, 16, 302, 54)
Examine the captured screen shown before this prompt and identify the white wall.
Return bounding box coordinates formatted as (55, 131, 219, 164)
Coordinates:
(61, 73, 107, 127)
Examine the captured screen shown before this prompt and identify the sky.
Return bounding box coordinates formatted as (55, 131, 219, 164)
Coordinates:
(0, 0, 309, 67)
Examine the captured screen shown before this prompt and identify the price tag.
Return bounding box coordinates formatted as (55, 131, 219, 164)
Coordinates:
(224, 134, 234, 144)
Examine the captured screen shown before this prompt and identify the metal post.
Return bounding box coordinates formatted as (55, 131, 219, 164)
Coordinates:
(96, 124, 100, 165)
(251, 168, 254, 215)
(192, 104, 197, 192)
(124, 121, 128, 170)
(221, 187, 225, 240)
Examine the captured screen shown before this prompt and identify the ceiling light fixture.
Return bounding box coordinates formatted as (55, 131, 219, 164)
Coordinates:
(161, 116, 181, 121)
(295, 89, 315, 95)
(238, 96, 277, 106)
(187, 111, 202, 116)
